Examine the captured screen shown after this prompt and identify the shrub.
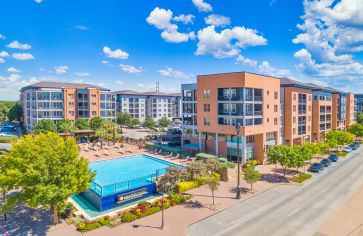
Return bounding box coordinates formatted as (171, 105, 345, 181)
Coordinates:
(0, 136, 17, 143)
(77, 221, 102, 232)
(171, 194, 182, 205)
(220, 161, 236, 169)
(291, 173, 312, 183)
(138, 201, 151, 208)
(338, 151, 348, 156)
(218, 157, 228, 162)
(152, 197, 171, 209)
(176, 180, 199, 193)
(141, 207, 161, 217)
(99, 215, 111, 225)
(121, 212, 137, 223)
(131, 205, 148, 217)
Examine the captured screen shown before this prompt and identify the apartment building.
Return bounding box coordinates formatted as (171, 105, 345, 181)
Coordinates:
(181, 72, 280, 163)
(346, 93, 356, 127)
(305, 85, 334, 143)
(20, 82, 116, 132)
(114, 90, 147, 122)
(355, 94, 363, 118)
(280, 78, 314, 146)
(331, 89, 347, 131)
(114, 91, 182, 122)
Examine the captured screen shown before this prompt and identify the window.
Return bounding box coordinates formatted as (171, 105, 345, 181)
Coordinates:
(267, 118, 269, 123)
(293, 94, 297, 100)
(266, 132, 275, 141)
(203, 104, 211, 112)
(274, 105, 278, 112)
(293, 105, 296, 112)
(68, 94, 74, 99)
(204, 118, 211, 126)
(267, 104, 269, 109)
(274, 91, 278, 100)
(274, 118, 278, 125)
(308, 95, 312, 101)
(308, 106, 311, 112)
(267, 90, 270, 96)
(92, 111, 97, 116)
(246, 135, 255, 144)
(293, 117, 296, 124)
(203, 89, 211, 98)
(314, 96, 318, 101)
(293, 128, 296, 135)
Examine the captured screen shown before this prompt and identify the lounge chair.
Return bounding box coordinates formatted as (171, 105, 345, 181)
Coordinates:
(103, 149, 110, 156)
(95, 150, 101, 157)
(118, 149, 125, 154)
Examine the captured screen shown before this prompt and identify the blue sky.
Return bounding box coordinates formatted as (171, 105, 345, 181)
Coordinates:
(0, 0, 362, 100)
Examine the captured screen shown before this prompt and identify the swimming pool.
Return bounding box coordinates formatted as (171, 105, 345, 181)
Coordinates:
(89, 154, 183, 196)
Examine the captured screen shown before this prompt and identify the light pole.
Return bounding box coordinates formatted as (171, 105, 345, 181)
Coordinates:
(161, 181, 171, 230)
(235, 122, 241, 199)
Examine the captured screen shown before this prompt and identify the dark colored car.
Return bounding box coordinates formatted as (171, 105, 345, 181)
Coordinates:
(321, 158, 332, 167)
(328, 153, 339, 162)
(350, 143, 359, 150)
(308, 163, 325, 173)
(353, 141, 360, 146)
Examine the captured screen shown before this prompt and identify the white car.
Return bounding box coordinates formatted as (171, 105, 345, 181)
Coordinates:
(343, 147, 352, 153)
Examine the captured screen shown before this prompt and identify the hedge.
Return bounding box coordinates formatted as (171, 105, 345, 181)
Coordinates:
(338, 151, 348, 156)
(176, 180, 199, 193)
(291, 173, 312, 183)
(121, 212, 137, 223)
(77, 221, 102, 232)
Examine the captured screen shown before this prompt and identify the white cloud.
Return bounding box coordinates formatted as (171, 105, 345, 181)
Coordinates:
(137, 83, 145, 88)
(204, 14, 231, 27)
(75, 72, 90, 77)
(146, 7, 195, 43)
(116, 80, 124, 86)
(196, 25, 267, 58)
(236, 55, 258, 67)
(101, 60, 109, 64)
(34, 0, 43, 3)
(73, 25, 88, 30)
(0, 34, 5, 40)
(119, 64, 143, 74)
(192, 0, 213, 12)
(6, 40, 31, 50)
(0, 77, 41, 100)
(0, 58, 5, 63)
(103, 46, 129, 60)
(293, 0, 363, 80)
(12, 53, 35, 60)
(158, 67, 190, 79)
(54, 65, 69, 74)
(258, 61, 292, 78)
(0, 51, 9, 57)
(7, 67, 21, 73)
(173, 14, 195, 24)
(8, 74, 21, 82)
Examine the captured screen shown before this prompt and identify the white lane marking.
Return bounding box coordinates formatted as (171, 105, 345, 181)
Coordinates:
(287, 208, 301, 217)
(320, 187, 329, 193)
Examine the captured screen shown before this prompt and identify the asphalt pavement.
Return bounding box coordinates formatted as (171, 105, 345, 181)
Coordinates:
(187, 147, 363, 236)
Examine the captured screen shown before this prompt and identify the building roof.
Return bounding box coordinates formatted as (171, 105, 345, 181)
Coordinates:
(21, 81, 110, 91)
(114, 90, 181, 97)
(197, 71, 281, 80)
(279, 78, 316, 90)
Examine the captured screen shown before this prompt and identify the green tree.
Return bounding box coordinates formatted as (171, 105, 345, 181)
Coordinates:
(75, 118, 90, 130)
(103, 120, 118, 143)
(358, 112, 363, 124)
(57, 119, 76, 137)
(7, 102, 22, 121)
(32, 119, 57, 134)
(267, 145, 295, 177)
(143, 117, 156, 130)
(158, 117, 172, 129)
(326, 130, 355, 150)
(89, 116, 105, 130)
(348, 123, 363, 141)
(96, 127, 108, 149)
(205, 173, 220, 205)
(116, 112, 132, 133)
(0, 133, 94, 224)
(243, 167, 261, 190)
(129, 118, 141, 128)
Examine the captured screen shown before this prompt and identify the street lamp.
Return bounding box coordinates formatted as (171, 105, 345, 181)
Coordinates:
(161, 181, 171, 230)
(235, 122, 241, 199)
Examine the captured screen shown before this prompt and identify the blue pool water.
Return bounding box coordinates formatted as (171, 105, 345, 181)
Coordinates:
(89, 154, 182, 196)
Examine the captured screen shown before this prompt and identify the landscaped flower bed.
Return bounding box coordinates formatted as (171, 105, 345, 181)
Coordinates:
(75, 194, 191, 232)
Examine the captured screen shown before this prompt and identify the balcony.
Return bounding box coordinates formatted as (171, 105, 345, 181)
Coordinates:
(218, 96, 243, 101)
(245, 110, 263, 116)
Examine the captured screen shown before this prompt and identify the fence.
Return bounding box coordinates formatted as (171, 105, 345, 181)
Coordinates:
(90, 167, 169, 197)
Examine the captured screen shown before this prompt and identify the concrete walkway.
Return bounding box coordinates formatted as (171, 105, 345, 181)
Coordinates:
(187, 147, 363, 236)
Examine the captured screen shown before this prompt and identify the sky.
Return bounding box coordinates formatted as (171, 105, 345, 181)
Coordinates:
(0, 0, 362, 101)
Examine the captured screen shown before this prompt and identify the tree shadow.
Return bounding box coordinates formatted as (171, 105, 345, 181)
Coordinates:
(260, 173, 289, 184)
(182, 200, 205, 209)
(274, 167, 300, 176)
(230, 186, 250, 195)
(0, 202, 53, 236)
(132, 224, 161, 230)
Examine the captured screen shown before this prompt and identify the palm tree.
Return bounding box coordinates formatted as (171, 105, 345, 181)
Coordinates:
(96, 127, 108, 149)
(103, 120, 119, 144)
(58, 119, 76, 138)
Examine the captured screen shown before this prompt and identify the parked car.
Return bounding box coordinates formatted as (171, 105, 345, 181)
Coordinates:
(308, 163, 325, 173)
(349, 143, 358, 150)
(328, 153, 339, 162)
(320, 158, 332, 167)
(343, 146, 353, 153)
(353, 141, 360, 146)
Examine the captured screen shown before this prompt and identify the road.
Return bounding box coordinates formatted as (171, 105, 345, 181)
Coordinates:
(187, 148, 363, 236)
